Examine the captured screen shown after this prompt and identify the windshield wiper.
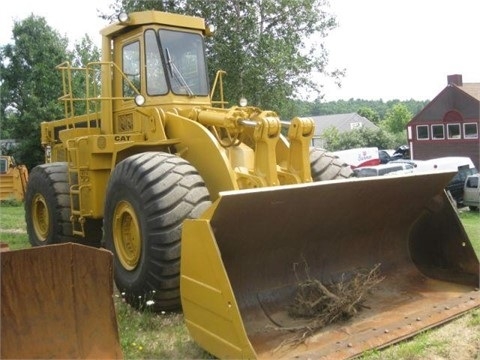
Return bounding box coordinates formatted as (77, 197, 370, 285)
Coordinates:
(165, 48, 194, 96)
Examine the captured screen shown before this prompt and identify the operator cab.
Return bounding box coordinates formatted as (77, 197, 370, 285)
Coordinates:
(101, 11, 213, 110)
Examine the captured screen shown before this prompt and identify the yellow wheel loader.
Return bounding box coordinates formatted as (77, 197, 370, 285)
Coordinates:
(0, 155, 28, 202)
(19, 10, 479, 359)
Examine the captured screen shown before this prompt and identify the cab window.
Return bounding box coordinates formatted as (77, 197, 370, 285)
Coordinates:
(122, 41, 141, 97)
(145, 30, 168, 95)
(0, 159, 7, 173)
(159, 29, 209, 96)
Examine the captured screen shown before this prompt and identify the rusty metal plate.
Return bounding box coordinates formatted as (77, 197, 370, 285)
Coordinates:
(1, 243, 123, 359)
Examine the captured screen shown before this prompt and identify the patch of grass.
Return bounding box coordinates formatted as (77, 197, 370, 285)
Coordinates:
(0, 202, 28, 250)
(0, 198, 23, 207)
(361, 313, 480, 360)
(468, 308, 480, 327)
(459, 209, 480, 253)
(0, 203, 26, 230)
(364, 331, 446, 360)
(0, 232, 29, 250)
(114, 297, 209, 359)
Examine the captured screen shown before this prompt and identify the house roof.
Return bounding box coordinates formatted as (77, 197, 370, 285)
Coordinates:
(408, 81, 480, 125)
(310, 113, 378, 135)
(456, 82, 480, 100)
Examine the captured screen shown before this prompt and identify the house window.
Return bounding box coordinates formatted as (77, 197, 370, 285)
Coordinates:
(464, 123, 478, 139)
(447, 123, 461, 139)
(416, 125, 429, 140)
(431, 124, 444, 140)
(350, 122, 363, 130)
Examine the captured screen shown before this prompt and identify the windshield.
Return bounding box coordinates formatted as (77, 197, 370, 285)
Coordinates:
(145, 29, 209, 96)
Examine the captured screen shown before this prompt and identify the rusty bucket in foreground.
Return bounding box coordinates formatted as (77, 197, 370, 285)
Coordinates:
(1, 243, 122, 359)
(181, 171, 480, 359)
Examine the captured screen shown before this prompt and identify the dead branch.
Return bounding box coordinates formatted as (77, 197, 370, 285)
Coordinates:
(276, 262, 385, 351)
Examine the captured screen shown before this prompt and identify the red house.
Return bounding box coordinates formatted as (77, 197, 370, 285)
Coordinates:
(406, 74, 480, 169)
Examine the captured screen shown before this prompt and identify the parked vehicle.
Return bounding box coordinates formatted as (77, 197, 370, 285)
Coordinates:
(391, 145, 410, 160)
(463, 173, 480, 211)
(353, 162, 415, 177)
(418, 157, 478, 205)
(0, 155, 29, 201)
(378, 146, 410, 164)
(379, 149, 395, 164)
(389, 159, 426, 169)
(334, 147, 380, 168)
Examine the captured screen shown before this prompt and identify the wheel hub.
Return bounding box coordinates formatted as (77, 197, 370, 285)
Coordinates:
(32, 194, 49, 241)
(113, 201, 141, 270)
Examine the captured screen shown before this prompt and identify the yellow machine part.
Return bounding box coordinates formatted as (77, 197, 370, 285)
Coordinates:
(0, 163, 28, 202)
(1, 243, 123, 359)
(181, 171, 480, 359)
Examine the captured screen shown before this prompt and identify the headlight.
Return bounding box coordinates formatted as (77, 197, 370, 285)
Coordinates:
(118, 13, 130, 23)
(205, 24, 215, 37)
(134, 94, 146, 106)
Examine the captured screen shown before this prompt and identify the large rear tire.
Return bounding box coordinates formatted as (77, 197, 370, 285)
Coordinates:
(310, 147, 353, 181)
(25, 163, 74, 246)
(103, 152, 211, 311)
(24, 163, 103, 247)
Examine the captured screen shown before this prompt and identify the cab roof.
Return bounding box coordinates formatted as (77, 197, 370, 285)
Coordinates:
(100, 11, 206, 38)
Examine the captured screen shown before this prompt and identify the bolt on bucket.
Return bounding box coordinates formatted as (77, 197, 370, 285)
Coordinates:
(181, 171, 479, 359)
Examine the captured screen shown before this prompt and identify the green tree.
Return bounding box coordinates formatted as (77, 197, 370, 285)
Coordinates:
(302, 99, 428, 119)
(0, 15, 69, 168)
(103, 0, 343, 117)
(70, 35, 102, 115)
(357, 106, 380, 124)
(100, 0, 180, 15)
(321, 127, 396, 151)
(191, 0, 343, 113)
(71, 35, 101, 68)
(320, 126, 341, 150)
(381, 103, 412, 134)
(1, 16, 101, 167)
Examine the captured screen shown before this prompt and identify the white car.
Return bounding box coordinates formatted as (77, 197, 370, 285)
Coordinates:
(463, 174, 480, 211)
(353, 163, 415, 177)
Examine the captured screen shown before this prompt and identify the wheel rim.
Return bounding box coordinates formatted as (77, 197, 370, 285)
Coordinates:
(113, 200, 142, 271)
(32, 193, 49, 242)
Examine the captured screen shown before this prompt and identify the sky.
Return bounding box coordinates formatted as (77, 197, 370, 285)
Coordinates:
(1, 0, 478, 102)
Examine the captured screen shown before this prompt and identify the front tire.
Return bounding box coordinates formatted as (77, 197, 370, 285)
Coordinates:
(103, 152, 211, 311)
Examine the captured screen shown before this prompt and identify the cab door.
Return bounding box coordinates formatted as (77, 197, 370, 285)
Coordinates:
(112, 28, 145, 135)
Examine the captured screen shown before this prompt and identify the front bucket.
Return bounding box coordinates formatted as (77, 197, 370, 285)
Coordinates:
(181, 171, 480, 359)
(1, 243, 122, 359)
